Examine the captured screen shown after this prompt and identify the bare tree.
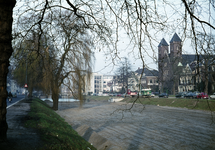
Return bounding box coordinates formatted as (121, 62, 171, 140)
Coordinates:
(0, 0, 214, 141)
(114, 57, 132, 93)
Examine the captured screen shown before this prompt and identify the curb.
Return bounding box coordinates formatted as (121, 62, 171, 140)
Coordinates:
(6, 98, 25, 109)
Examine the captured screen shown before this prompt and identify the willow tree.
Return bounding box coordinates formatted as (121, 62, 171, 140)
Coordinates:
(44, 11, 94, 110)
(14, 10, 94, 110)
(1, 0, 215, 141)
(12, 39, 45, 96)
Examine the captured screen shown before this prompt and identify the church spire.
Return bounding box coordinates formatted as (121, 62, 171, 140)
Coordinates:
(158, 38, 169, 47)
(170, 33, 182, 43)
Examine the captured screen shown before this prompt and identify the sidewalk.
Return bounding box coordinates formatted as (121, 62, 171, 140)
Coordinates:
(0, 99, 43, 150)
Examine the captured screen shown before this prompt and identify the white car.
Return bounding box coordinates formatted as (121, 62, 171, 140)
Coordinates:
(210, 93, 215, 99)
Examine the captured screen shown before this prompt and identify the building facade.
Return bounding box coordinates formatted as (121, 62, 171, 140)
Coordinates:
(85, 68, 159, 95)
(158, 33, 215, 94)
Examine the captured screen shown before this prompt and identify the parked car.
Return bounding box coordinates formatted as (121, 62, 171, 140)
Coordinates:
(175, 92, 186, 98)
(152, 92, 159, 95)
(197, 92, 208, 99)
(150, 93, 155, 97)
(92, 93, 98, 96)
(184, 92, 197, 99)
(210, 93, 215, 99)
(117, 93, 122, 97)
(159, 93, 168, 98)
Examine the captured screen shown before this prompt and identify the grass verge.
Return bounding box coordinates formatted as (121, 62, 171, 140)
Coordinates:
(86, 95, 215, 111)
(25, 98, 96, 150)
(122, 97, 215, 111)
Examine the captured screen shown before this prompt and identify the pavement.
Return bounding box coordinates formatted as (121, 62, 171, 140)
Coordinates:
(1, 98, 215, 150)
(0, 99, 43, 150)
(55, 100, 215, 150)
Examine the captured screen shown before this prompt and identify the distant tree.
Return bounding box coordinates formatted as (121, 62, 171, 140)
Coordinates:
(195, 33, 215, 94)
(12, 38, 45, 96)
(114, 57, 132, 93)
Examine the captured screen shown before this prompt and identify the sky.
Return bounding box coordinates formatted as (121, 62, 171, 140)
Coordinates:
(93, 31, 194, 75)
(92, 1, 215, 75)
(13, 0, 214, 76)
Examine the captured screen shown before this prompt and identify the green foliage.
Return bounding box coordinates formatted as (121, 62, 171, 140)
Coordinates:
(86, 96, 112, 101)
(25, 98, 96, 150)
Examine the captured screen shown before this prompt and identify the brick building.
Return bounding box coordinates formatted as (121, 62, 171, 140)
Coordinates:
(158, 33, 215, 94)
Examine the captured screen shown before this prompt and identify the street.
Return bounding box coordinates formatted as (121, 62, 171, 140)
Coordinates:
(6, 94, 25, 108)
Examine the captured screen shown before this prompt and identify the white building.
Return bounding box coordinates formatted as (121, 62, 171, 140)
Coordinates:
(103, 75, 114, 92)
(85, 73, 103, 95)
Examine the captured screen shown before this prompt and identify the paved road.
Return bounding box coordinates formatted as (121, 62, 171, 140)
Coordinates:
(7, 95, 25, 108)
(56, 101, 215, 150)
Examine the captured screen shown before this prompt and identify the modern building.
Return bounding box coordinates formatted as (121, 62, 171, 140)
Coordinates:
(85, 73, 103, 95)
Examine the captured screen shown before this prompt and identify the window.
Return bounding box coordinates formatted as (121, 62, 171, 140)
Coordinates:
(150, 79, 153, 83)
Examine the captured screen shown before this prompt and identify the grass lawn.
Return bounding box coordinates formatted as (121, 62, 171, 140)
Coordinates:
(25, 98, 96, 150)
(123, 97, 215, 111)
(86, 96, 215, 111)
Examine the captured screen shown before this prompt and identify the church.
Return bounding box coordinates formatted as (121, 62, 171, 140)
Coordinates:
(158, 33, 215, 94)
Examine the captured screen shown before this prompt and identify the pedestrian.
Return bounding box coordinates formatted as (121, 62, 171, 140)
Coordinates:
(8, 92, 13, 97)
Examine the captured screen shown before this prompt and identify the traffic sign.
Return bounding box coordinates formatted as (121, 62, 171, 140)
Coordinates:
(24, 84, 28, 88)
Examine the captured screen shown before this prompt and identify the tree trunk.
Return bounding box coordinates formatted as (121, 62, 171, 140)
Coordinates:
(0, 0, 16, 141)
(52, 92, 59, 111)
(204, 61, 209, 94)
(51, 82, 59, 110)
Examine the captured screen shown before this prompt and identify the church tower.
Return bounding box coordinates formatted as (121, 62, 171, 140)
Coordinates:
(158, 38, 169, 61)
(158, 33, 183, 94)
(158, 38, 169, 92)
(170, 33, 182, 59)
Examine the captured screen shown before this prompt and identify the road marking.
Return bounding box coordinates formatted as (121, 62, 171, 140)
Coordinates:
(7, 98, 25, 109)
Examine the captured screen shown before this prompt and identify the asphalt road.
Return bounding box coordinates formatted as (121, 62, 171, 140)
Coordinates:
(7, 95, 25, 108)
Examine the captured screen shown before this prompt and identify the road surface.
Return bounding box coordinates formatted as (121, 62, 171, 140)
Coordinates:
(56, 100, 215, 150)
(7, 95, 25, 108)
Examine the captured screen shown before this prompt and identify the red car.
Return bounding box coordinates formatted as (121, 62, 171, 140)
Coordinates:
(197, 92, 208, 99)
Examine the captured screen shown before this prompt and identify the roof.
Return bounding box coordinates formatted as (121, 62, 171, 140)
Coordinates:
(170, 33, 182, 43)
(135, 68, 159, 76)
(158, 38, 169, 47)
(181, 54, 214, 71)
(181, 54, 208, 66)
